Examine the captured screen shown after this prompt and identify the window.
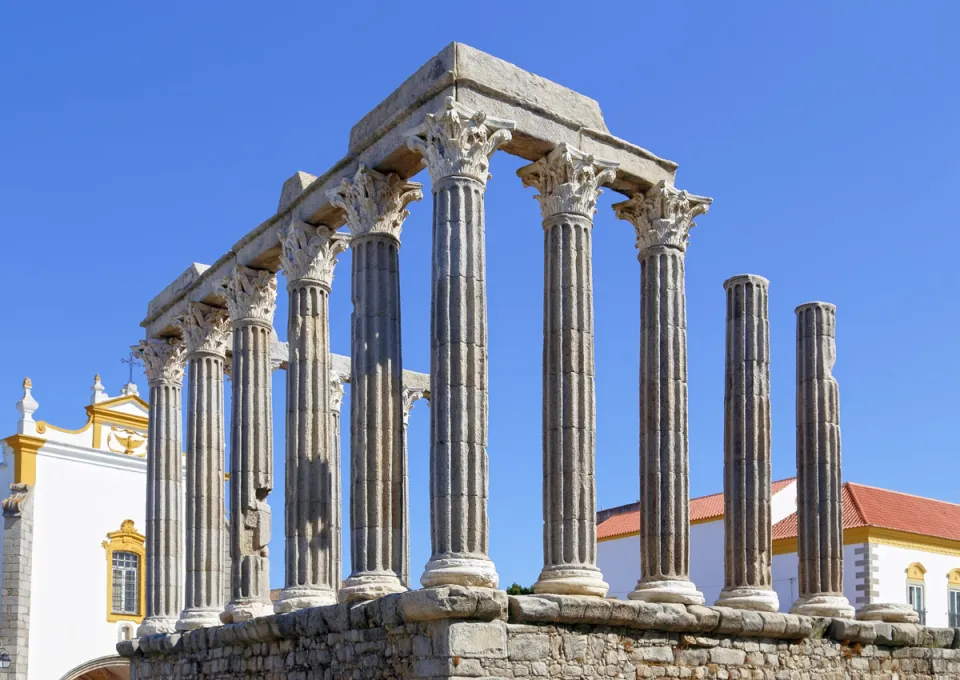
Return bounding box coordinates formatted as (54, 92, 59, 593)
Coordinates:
(112, 551, 139, 615)
(906, 562, 926, 625)
(102, 519, 145, 623)
(949, 569, 960, 628)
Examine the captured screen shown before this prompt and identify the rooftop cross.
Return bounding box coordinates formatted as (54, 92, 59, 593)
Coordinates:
(121, 351, 142, 384)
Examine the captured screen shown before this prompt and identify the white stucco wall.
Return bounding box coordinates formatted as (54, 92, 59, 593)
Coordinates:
(871, 543, 960, 627)
(28, 443, 146, 680)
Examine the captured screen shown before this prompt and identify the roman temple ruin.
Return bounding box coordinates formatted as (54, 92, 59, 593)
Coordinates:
(119, 43, 960, 679)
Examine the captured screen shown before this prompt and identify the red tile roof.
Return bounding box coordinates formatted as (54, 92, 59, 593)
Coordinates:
(597, 478, 796, 541)
(772, 483, 960, 543)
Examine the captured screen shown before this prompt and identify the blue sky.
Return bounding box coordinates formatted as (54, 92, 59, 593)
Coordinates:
(2, 2, 958, 591)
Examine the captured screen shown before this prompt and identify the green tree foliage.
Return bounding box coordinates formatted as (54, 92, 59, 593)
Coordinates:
(505, 582, 535, 595)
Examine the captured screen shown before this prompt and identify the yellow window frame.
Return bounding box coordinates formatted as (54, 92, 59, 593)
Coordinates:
(102, 519, 146, 624)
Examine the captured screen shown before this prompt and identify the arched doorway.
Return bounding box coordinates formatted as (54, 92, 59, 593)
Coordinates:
(59, 655, 129, 680)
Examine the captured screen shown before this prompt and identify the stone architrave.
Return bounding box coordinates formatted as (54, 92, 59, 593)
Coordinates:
(132, 337, 187, 635)
(329, 165, 422, 602)
(406, 97, 515, 589)
(518, 143, 617, 597)
(274, 220, 349, 613)
(216, 265, 278, 623)
(175, 303, 231, 630)
(791, 302, 855, 619)
(612, 181, 712, 605)
(398, 387, 427, 588)
(715, 275, 779, 612)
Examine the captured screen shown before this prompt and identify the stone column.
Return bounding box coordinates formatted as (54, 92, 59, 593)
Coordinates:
(133, 337, 187, 635)
(274, 221, 349, 612)
(406, 98, 514, 589)
(716, 275, 779, 612)
(0, 484, 33, 680)
(398, 387, 427, 588)
(518, 143, 617, 597)
(330, 371, 348, 592)
(612, 182, 711, 605)
(329, 165, 422, 601)
(791, 302, 855, 618)
(217, 265, 278, 623)
(175, 303, 230, 630)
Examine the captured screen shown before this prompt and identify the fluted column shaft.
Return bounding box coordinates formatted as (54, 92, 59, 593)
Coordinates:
(329, 166, 421, 602)
(407, 97, 514, 589)
(519, 144, 615, 597)
(399, 388, 426, 588)
(276, 223, 347, 612)
(716, 276, 779, 612)
(217, 265, 277, 623)
(614, 181, 711, 605)
(791, 302, 854, 618)
(330, 372, 347, 590)
(134, 339, 186, 636)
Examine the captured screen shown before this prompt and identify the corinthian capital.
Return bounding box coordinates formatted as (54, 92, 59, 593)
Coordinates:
(330, 372, 348, 414)
(518, 143, 618, 220)
(279, 219, 349, 288)
(175, 302, 231, 358)
(133, 338, 186, 386)
(406, 97, 515, 185)
(216, 265, 277, 325)
(328, 165, 422, 242)
(612, 181, 712, 254)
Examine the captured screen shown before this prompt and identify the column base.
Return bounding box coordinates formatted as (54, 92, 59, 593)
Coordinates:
(715, 586, 780, 612)
(176, 607, 223, 631)
(137, 615, 178, 637)
(274, 586, 338, 613)
(790, 594, 855, 619)
(420, 555, 499, 589)
(857, 602, 919, 623)
(338, 572, 407, 603)
(629, 579, 705, 605)
(220, 598, 273, 624)
(534, 566, 609, 597)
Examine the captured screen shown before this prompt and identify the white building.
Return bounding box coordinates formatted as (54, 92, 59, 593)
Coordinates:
(598, 478, 960, 627)
(1, 376, 151, 680)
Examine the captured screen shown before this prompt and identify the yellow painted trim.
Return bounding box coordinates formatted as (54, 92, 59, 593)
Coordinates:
(773, 527, 960, 557)
(35, 416, 93, 436)
(86, 404, 148, 431)
(906, 562, 927, 581)
(948, 569, 960, 586)
(102, 519, 146, 624)
(3, 434, 45, 485)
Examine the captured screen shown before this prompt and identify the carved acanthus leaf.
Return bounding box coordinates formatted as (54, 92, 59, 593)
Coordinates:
(612, 181, 712, 254)
(518, 143, 618, 219)
(406, 97, 515, 185)
(175, 302, 231, 357)
(279, 219, 349, 286)
(401, 387, 428, 425)
(216, 265, 277, 325)
(132, 338, 187, 385)
(330, 372, 348, 413)
(328, 166, 422, 242)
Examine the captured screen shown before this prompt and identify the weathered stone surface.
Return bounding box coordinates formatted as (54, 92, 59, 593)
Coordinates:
(518, 144, 615, 599)
(217, 266, 278, 623)
(612, 183, 711, 605)
(399, 586, 508, 622)
(716, 275, 779, 613)
(408, 99, 512, 590)
(791, 302, 855, 619)
(275, 222, 347, 613)
(329, 166, 421, 602)
(133, 338, 187, 636)
(176, 304, 230, 630)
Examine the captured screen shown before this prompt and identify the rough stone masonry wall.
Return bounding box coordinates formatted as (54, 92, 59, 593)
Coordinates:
(120, 588, 960, 679)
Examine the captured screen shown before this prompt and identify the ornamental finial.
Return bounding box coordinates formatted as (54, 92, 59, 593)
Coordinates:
(612, 181, 712, 254)
(91, 373, 108, 404)
(518, 143, 619, 219)
(16, 378, 38, 431)
(328, 165, 422, 242)
(406, 97, 515, 185)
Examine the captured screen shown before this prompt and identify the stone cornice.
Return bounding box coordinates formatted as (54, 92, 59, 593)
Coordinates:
(612, 181, 712, 254)
(216, 265, 277, 325)
(175, 302, 231, 358)
(406, 97, 515, 185)
(328, 166, 422, 242)
(133, 338, 186, 386)
(279, 220, 350, 287)
(518, 143, 618, 220)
